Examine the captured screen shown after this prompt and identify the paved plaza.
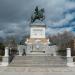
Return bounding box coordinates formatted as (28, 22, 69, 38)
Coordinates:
(0, 67, 75, 75)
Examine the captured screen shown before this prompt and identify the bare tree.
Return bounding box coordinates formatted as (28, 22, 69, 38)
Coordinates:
(49, 31, 75, 50)
(4, 36, 17, 50)
(20, 34, 30, 45)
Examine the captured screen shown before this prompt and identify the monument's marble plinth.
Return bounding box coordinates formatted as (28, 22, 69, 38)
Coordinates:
(24, 20, 58, 55)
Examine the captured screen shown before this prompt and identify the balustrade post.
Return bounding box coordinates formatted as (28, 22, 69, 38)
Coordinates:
(66, 48, 74, 67)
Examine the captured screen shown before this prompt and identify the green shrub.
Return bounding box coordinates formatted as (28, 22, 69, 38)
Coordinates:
(57, 49, 66, 56)
(0, 43, 5, 56)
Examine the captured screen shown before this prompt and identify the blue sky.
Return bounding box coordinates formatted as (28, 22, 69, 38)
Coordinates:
(0, 0, 75, 38)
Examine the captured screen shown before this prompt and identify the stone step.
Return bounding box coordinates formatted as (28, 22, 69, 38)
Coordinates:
(12, 60, 66, 64)
(13, 59, 66, 62)
(9, 64, 66, 67)
(9, 56, 67, 67)
(13, 57, 66, 62)
(14, 56, 66, 59)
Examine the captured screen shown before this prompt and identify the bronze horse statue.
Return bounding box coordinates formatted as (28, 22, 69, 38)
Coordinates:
(31, 6, 45, 22)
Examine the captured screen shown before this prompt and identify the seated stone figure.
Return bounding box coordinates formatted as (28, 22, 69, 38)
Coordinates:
(22, 49, 26, 56)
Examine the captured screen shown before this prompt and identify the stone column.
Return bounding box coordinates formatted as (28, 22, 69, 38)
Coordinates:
(66, 48, 74, 67)
(4, 47, 9, 56)
(67, 48, 71, 57)
(2, 47, 9, 66)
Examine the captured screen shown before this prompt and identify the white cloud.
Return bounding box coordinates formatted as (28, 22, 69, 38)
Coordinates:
(51, 13, 74, 27)
(45, 0, 75, 28)
(46, 27, 73, 35)
(65, 1, 75, 10)
(0, 31, 6, 38)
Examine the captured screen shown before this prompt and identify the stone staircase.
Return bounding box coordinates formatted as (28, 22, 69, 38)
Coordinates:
(9, 55, 67, 67)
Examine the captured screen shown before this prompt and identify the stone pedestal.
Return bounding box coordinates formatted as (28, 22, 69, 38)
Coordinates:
(1, 47, 9, 66)
(67, 57, 74, 67)
(66, 48, 74, 67)
(53, 52, 57, 56)
(1, 56, 9, 66)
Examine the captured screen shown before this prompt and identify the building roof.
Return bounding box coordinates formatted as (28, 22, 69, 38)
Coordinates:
(30, 19, 46, 27)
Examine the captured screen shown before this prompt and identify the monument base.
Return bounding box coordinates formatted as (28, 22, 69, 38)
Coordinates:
(1, 56, 9, 66)
(1, 62, 9, 66)
(67, 57, 75, 67)
(67, 63, 74, 67)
